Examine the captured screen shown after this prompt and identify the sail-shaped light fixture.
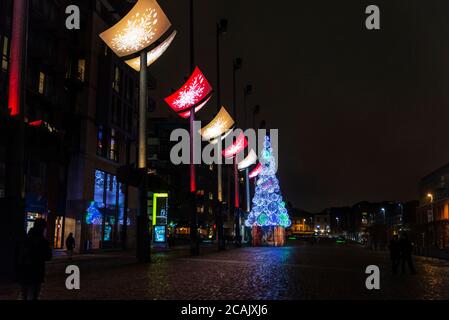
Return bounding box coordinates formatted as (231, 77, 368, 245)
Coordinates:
(200, 107, 235, 142)
(125, 30, 177, 71)
(99, 0, 172, 58)
(164, 67, 213, 118)
(238, 149, 258, 171)
(223, 133, 248, 159)
(249, 163, 262, 179)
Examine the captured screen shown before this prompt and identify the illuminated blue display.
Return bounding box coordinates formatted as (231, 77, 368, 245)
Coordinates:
(154, 226, 167, 243)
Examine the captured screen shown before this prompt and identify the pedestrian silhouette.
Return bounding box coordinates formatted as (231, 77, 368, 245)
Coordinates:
(15, 218, 52, 300)
(388, 235, 400, 274)
(398, 233, 416, 275)
(65, 233, 75, 260)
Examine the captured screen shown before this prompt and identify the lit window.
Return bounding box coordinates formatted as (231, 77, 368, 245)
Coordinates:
(1, 36, 8, 71)
(97, 126, 105, 157)
(113, 66, 120, 92)
(38, 72, 46, 94)
(109, 129, 118, 162)
(77, 59, 86, 82)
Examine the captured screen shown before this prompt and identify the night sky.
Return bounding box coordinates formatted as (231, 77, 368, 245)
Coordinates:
(146, 0, 449, 212)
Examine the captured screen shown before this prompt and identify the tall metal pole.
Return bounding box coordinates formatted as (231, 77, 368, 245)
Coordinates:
(137, 50, 151, 263)
(245, 168, 250, 213)
(216, 21, 225, 250)
(189, 0, 199, 255)
(232, 59, 241, 247)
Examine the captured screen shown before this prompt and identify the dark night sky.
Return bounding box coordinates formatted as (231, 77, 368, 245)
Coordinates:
(147, 0, 449, 212)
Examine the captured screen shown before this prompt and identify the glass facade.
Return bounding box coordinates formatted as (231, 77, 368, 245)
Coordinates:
(86, 169, 127, 249)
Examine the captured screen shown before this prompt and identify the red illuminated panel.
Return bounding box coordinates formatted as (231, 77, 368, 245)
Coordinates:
(249, 163, 262, 179)
(164, 67, 212, 116)
(8, 0, 26, 116)
(29, 120, 43, 127)
(177, 96, 212, 119)
(222, 133, 248, 159)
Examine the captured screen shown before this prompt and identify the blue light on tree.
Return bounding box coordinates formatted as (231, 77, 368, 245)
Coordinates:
(85, 201, 103, 225)
(245, 136, 291, 228)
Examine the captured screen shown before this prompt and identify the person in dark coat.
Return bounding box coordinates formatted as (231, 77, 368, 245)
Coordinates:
(65, 233, 75, 260)
(398, 233, 416, 275)
(15, 218, 52, 300)
(388, 235, 400, 274)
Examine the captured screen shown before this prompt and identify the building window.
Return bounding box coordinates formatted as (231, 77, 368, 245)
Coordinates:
(97, 126, 106, 157)
(90, 170, 127, 245)
(77, 59, 86, 82)
(109, 129, 118, 162)
(38, 72, 46, 94)
(1, 36, 9, 71)
(112, 66, 121, 92)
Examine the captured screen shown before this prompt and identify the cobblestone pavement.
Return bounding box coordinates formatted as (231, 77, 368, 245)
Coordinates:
(1, 241, 448, 300)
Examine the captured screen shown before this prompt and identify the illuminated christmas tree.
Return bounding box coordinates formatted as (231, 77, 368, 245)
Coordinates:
(245, 136, 291, 229)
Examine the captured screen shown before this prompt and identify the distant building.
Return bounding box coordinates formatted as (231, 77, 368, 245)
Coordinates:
(417, 164, 449, 256)
(288, 208, 314, 236)
(313, 213, 331, 236)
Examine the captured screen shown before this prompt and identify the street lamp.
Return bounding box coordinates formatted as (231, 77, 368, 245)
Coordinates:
(238, 149, 258, 214)
(164, 67, 214, 255)
(99, 0, 176, 263)
(427, 193, 434, 223)
(215, 19, 228, 250)
(200, 106, 234, 250)
(223, 133, 248, 247)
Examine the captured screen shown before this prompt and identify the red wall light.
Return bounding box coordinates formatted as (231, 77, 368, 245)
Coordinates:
(164, 67, 212, 117)
(8, 0, 27, 116)
(222, 133, 248, 159)
(249, 163, 262, 179)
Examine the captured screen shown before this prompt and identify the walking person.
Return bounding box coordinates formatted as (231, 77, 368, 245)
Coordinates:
(398, 233, 416, 275)
(388, 235, 400, 274)
(15, 218, 52, 300)
(65, 233, 75, 260)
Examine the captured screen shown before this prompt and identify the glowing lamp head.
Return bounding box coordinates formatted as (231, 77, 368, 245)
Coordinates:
(238, 149, 258, 171)
(125, 30, 177, 71)
(164, 67, 213, 117)
(200, 107, 235, 142)
(249, 163, 262, 179)
(222, 133, 248, 159)
(99, 0, 172, 58)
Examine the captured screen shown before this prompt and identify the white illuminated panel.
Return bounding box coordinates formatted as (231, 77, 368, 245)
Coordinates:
(125, 30, 177, 71)
(238, 149, 258, 171)
(200, 107, 235, 141)
(99, 0, 171, 58)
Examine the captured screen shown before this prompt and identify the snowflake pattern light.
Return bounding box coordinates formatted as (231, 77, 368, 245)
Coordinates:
(249, 163, 262, 179)
(111, 8, 158, 54)
(238, 149, 258, 171)
(99, 0, 171, 58)
(173, 74, 206, 110)
(164, 67, 213, 116)
(125, 30, 177, 71)
(177, 96, 212, 119)
(223, 133, 248, 159)
(200, 107, 235, 141)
